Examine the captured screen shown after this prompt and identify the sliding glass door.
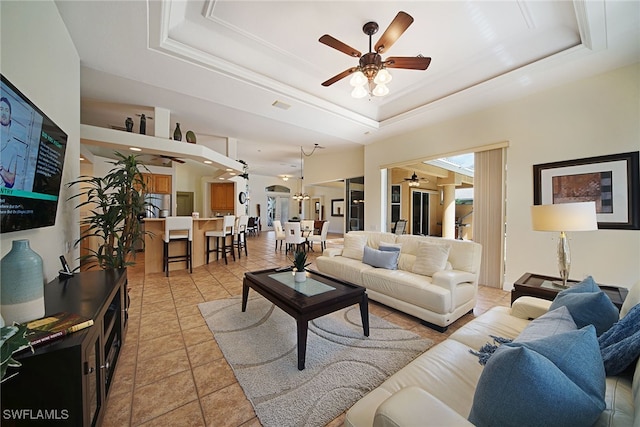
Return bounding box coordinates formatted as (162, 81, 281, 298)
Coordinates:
(411, 190, 430, 236)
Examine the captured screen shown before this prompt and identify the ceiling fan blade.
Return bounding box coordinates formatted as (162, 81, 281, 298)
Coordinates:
(319, 35, 361, 58)
(321, 67, 358, 87)
(385, 56, 432, 70)
(160, 155, 185, 164)
(375, 11, 414, 54)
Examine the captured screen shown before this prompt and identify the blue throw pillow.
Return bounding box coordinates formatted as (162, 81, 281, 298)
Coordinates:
(469, 326, 606, 427)
(470, 306, 577, 365)
(549, 276, 618, 336)
(362, 246, 400, 270)
(599, 303, 640, 376)
(378, 243, 401, 252)
(515, 305, 577, 342)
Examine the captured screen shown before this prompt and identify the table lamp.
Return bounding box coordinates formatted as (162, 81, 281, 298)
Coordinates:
(531, 201, 598, 287)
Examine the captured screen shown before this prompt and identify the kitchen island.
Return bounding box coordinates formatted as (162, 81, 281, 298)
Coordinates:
(144, 217, 225, 274)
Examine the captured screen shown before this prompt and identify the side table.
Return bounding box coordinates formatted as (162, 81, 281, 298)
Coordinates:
(511, 272, 628, 310)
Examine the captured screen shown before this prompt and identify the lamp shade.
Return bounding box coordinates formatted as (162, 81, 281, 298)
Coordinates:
(531, 202, 598, 232)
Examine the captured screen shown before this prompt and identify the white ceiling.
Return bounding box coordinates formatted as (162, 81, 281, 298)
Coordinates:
(55, 0, 640, 177)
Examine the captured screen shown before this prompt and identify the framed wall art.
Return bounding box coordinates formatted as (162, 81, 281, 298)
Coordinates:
(331, 199, 344, 217)
(533, 151, 639, 230)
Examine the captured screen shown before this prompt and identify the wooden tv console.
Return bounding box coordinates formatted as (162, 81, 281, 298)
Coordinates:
(1, 268, 128, 426)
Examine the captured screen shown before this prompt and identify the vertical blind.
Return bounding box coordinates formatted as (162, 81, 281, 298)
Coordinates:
(474, 148, 506, 288)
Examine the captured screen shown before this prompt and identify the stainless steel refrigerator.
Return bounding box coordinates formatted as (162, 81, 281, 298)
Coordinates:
(145, 193, 171, 218)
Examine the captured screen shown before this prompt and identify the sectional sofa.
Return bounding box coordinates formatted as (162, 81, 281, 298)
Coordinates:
(316, 231, 482, 330)
(345, 279, 640, 427)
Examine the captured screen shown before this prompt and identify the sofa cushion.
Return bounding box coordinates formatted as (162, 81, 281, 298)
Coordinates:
(549, 276, 618, 336)
(363, 246, 400, 270)
(342, 233, 368, 260)
(598, 303, 640, 376)
(412, 241, 450, 276)
(469, 325, 606, 427)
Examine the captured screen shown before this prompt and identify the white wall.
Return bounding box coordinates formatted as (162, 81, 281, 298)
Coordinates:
(363, 64, 640, 289)
(1, 1, 80, 281)
(305, 146, 364, 184)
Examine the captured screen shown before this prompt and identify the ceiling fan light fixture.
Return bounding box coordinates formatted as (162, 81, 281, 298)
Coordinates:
(372, 83, 389, 97)
(408, 180, 420, 187)
(374, 68, 392, 85)
(350, 71, 367, 87)
(351, 85, 368, 98)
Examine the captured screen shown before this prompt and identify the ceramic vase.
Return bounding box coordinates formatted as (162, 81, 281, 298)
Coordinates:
(294, 270, 306, 283)
(139, 114, 146, 135)
(173, 123, 182, 141)
(1, 239, 45, 324)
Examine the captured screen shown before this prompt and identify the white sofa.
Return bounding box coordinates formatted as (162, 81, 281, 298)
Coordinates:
(345, 282, 640, 427)
(316, 231, 482, 331)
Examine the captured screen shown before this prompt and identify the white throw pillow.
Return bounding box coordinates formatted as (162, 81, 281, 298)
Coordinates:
(342, 233, 368, 260)
(412, 241, 450, 276)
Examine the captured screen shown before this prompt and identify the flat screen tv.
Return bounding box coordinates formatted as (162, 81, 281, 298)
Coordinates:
(0, 74, 68, 233)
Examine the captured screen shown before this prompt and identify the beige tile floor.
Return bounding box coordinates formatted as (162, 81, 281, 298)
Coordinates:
(102, 231, 511, 427)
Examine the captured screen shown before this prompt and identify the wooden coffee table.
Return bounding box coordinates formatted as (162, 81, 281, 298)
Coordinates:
(511, 272, 628, 310)
(242, 267, 369, 370)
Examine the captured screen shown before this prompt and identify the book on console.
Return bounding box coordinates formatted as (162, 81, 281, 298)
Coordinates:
(24, 312, 94, 348)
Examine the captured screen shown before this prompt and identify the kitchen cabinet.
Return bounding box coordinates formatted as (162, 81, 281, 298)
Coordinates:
(138, 173, 172, 194)
(1, 269, 128, 427)
(210, 183, 235, 212)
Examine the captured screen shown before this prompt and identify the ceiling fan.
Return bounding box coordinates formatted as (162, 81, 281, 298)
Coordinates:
(404, 172, 429, 187)
(319, 11, 431, 97)
(151, 154, 185, 164)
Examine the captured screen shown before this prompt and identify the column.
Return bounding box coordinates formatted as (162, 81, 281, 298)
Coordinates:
(441, 184, 456, 239)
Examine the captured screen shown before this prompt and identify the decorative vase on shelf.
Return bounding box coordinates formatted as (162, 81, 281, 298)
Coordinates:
(294, 270, 307, 283)
(0, 239, 45, 325)
(139, 114, 146, 135)
(186, 130, 196, 144)
(173, 123, 182, 141)
(125, 117, 134, 132)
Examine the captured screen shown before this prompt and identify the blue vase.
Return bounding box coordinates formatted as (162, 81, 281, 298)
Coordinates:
(1, 239, 45, 324)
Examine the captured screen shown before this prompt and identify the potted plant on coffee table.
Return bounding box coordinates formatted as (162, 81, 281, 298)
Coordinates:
(292, 250, 310, 282)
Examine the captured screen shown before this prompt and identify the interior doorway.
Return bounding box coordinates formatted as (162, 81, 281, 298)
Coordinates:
(267, 195, 290, 228)
(176, 191, 194, 216)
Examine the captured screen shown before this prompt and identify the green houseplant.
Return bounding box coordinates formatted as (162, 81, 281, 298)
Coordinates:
(291, 250, 310, 282)
(68, 152, 150, 270)
(1, 324, 32, 383)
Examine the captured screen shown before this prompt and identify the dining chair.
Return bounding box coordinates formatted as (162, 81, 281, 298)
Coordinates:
(273, 220, 286, 251)
(300, 220, 315, 236)
(247, 217, 258, 236)
(308, 221, 329, 252)
(163, 216, 193, 276)
(394, 219, 407, 235)
(284, 222, 307, 253)
(205, 215, 236, 264)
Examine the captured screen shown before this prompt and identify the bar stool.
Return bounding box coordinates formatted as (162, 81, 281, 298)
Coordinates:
(233, 215, 249, 258)
(163, 216, 193, 277)
(205, 215, 236, 264)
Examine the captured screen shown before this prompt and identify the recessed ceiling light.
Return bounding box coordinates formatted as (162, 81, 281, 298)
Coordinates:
(219, 177, 225, 180)
(272, 100, 291, 110)
(130, 147, 142, 152)
(229, 172, 236, 175)
(204, 160, 212, 164)
(79, 157, 85, 161)
(226, 168, 233, 172)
